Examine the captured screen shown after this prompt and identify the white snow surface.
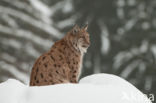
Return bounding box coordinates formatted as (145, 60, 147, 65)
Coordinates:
(0, 73, 151, 103)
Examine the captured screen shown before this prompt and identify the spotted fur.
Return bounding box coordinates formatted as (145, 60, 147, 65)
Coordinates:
(30, 25, 90, 86)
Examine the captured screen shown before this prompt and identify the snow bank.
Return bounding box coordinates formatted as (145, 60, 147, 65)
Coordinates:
(0, 73, 151, 103)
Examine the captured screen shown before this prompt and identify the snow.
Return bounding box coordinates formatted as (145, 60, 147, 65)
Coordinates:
(0, 73, 151, 103)
(0, 6, 62, 38)
(29, 0, 52, 23)
(62, 0, 73, 13)
(0, 62, 29, 83)
(99, 20, 110, 54)
(1, 53, 17, 63)
(0, 25, 52, 49)
(151, 45, 156, 60)
(57, 17, 76, 29)
(29, 0, 51, 16)
(0, 38, 22, 50)
(120, 60, 139, 78)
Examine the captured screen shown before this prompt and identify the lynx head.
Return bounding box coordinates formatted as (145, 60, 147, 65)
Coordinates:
(66, 24, 90, 54)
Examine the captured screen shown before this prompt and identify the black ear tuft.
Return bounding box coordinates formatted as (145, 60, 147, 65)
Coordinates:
(83, 24, 88, 31)
(72, 24, 80, 34)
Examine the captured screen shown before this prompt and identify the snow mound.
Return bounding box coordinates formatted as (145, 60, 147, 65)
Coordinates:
(80, 73, 135, 86)
(0, 74, 151, 103)
(0, 79, 26, 103)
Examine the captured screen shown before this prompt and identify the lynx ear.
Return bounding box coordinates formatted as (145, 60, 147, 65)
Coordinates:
(72, 25, 80, 34)
(83, 24, 88, 31)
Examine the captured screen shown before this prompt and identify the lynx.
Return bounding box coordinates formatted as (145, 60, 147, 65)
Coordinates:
(30, 25, 90, 86)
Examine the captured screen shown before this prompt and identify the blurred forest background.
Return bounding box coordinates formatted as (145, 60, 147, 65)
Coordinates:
(0, 0, 156, 102)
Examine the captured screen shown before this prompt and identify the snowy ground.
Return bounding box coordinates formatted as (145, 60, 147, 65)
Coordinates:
(0, 73, 151, 103)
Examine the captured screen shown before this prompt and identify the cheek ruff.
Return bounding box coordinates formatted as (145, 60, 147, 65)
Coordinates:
(77, 41, 88, 54)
